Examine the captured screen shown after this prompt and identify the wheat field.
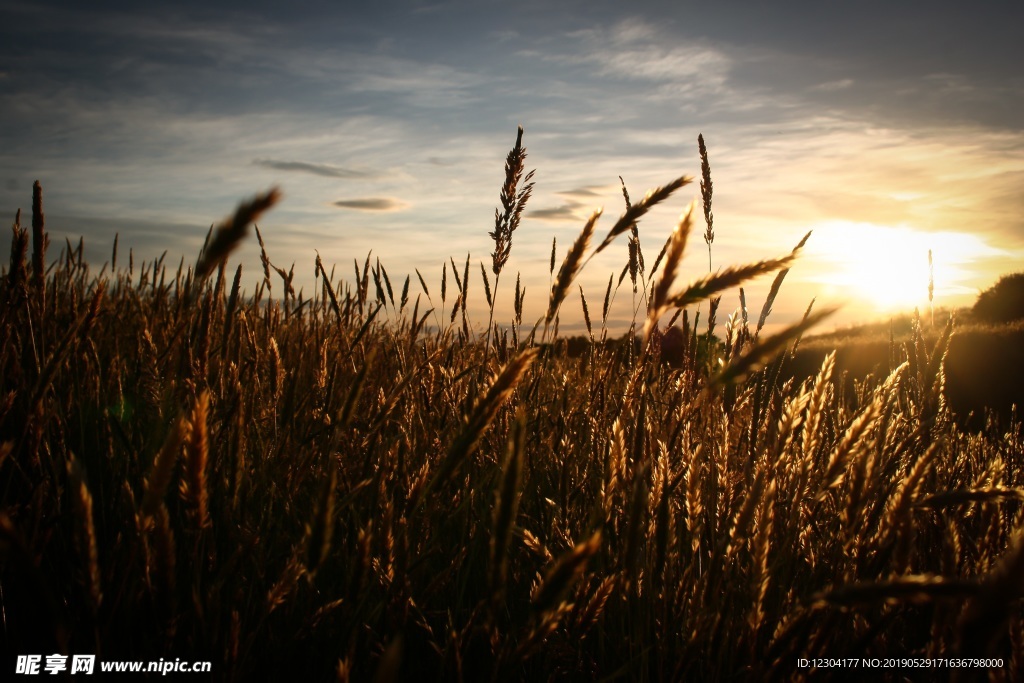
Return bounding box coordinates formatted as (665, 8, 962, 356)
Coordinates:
(1, 130, 1022, 681)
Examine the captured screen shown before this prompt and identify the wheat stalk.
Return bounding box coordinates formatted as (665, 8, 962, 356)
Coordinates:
(31, 180, 48, 306)
(532, 531, 602, 615)
(815, 575, 980, 607)
(181, 391, 211, 530)
(545, 209, 602, 331)
(141, 414, 188, 521)
(418, 347, 539, 506)
(490, 410, 526, 601)
(195, 187, 281, 280)
(67, 453, 101, 612)
(304, 463, 337, 577)
(698, 134, 714, 272)
(594, 175, 691, 255)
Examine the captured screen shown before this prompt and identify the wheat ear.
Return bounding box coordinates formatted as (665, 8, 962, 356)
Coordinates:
(195, 187, 281, 280)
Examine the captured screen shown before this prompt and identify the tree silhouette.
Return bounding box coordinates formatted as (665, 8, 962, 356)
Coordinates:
(972, 272, 1024, 323)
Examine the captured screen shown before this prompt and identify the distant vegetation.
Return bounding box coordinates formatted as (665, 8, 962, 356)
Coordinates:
(790, 319, 1024, 433)
(2, 131, 1022, 681)
(788, 277, 1024, 432)
(973, 272, 1024, 324)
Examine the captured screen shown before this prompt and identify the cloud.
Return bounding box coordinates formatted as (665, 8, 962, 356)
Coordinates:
(489, 29, 519, 43)
(812, 79, 854, 91)
(529, 203, 586, 222)
(557, 186, 607, 199)
(340, 56, 487, 108)
(547, 19, 731, 90)
(528, 186, 610, 223)
(332, 198, 408, 211)
(253, 158, 374, 179)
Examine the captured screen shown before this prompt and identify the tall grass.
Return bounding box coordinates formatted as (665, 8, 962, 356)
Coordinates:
(1, 131, 1022, 682)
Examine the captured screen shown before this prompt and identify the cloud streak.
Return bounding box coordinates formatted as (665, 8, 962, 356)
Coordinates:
(529, 204, 585, 222)
(557, 186, 608, 199)
(332, 198, 408, 211)
(253, 159, 375, 179)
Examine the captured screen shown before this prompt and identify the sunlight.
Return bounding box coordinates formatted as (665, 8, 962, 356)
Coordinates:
(803, 221, 999, 313)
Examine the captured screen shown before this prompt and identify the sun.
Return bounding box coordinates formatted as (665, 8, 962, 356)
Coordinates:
(803, 221, 995, 314)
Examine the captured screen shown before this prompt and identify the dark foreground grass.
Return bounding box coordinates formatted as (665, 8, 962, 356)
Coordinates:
(2, 134, 1023, 682)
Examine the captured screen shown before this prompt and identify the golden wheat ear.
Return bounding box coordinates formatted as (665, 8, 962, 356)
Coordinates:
(813, 575, 979, 608)
(141, 414, 189, 521)
(67, 453, 101, 613)
(756, 230, 811, 337)
(545, 209, 602, 330)
(531, 530, 602, 615)
(416, 346, 539, 509)
(594, 175, 691, 255)
(195, 187, 281, 280)
(711, 307, 837, 387)
(643, 200, 695, 344)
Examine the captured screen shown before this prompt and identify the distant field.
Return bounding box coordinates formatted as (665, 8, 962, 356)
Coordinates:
(792, 317, 1024, 431)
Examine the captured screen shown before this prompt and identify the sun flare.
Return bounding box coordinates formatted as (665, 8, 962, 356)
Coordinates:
(804, 221, 999, 313)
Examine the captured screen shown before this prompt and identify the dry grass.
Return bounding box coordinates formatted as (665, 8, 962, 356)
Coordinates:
(1, 131, 1022, 682)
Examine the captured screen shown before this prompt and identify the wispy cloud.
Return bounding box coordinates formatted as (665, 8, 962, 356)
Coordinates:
(529, 203, 585, 222)
(489, 29, 519, 43)
(332, 198, 408, 211)
(528, 185, 611, 222)
(253, 159, 375, 179)
(557, 186, 608, 199)
(333, 55, 488, 109)
(812, 79, 854, 92)
(545, 19, 731, 90)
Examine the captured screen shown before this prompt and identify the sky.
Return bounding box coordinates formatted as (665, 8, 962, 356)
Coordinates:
(2, 0, 1022, 335)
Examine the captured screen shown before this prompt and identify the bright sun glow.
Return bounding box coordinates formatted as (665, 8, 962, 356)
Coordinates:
(804, 221, 1000, 313)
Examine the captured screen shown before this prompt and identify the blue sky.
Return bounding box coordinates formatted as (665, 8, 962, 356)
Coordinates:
(2, 0, 1022, 333)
